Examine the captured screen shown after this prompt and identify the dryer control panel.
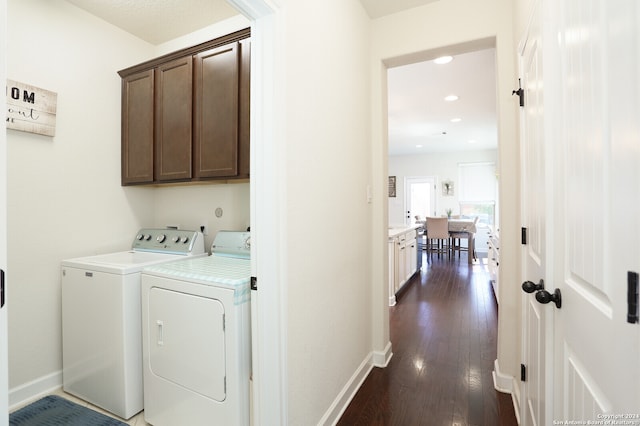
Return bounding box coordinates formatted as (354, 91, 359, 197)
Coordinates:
(211, 231, 251, 259)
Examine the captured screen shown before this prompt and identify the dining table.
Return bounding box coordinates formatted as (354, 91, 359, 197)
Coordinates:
(419, 218, 477, 264)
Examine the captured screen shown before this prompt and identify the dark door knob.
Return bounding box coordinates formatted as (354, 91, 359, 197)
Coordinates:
(535, 288, 562, 309)
(522, 279, 544, 293)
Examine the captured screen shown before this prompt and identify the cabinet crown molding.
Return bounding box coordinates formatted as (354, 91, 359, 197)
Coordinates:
(118, 27, 251, 78)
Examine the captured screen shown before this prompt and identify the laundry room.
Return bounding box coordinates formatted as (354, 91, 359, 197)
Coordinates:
(5, 0, 250, 407)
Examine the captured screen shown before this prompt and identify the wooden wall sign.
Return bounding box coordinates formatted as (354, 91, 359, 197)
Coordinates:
(6, 79, 57, 137)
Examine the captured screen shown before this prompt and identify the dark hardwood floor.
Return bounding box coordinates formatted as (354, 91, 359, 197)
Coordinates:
(337, 251, 518, 426)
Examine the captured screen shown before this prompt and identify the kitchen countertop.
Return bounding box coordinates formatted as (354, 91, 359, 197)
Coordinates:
(388, 225, 420, 239)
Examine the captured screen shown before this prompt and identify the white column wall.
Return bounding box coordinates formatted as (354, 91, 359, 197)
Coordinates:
(277, 0, 374, 423)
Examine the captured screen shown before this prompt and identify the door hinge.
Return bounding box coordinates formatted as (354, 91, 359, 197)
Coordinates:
(627, 271, 639, 324)
(521, 227, 527, 245)
(251, 276, 257, 291)
(1, 269, 4, 308)
(521, 363, 527, 382)
(513, 78, 525, 107)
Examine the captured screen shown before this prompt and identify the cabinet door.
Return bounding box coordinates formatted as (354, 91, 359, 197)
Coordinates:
(155, 57, 193, 182)
(407, 234, 417, 277)
(193, 43, 240, 178)
(238, 39, 251, 178)
(122, 70, 154, 185)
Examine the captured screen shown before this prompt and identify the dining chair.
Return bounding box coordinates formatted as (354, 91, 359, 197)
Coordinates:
(425, 217, 450, 258)
(450, 216, 479, 259)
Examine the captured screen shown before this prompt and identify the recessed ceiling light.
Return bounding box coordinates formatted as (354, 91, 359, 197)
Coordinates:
(450, 118, 462, 123)
(434, 56, 453, 64)
(416, 144, 423, 148)
(468, 139, 477, 144)
(444, 95, 459, 102)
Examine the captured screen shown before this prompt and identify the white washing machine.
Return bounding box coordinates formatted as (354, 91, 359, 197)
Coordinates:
(61, 228, 206, 419)
(140, 231, 251, 426)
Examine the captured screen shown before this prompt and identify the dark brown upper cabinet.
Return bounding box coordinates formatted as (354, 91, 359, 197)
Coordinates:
(118, 28, 250, 186)
(121, 69, 154, 184)
(155, 56, 193, 182)
(193, 43, 239, 179)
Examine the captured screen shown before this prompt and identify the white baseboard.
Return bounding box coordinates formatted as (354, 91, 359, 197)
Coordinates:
(318, 353, 374, 426)
(9, 370, 62, 410)
(371, 341, 393, 367)
(492, 358, 513, 393)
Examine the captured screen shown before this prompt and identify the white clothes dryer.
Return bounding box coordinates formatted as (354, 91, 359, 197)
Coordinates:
(61, 229, 205, 419)
(140, 231, 251, 426)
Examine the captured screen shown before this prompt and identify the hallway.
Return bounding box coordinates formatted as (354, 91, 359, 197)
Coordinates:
(338, 253, 518, 425)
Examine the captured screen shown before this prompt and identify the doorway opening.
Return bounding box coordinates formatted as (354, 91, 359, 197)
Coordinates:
(384, 41, 500, 330)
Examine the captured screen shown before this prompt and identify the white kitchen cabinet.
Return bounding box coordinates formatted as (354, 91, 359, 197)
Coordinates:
(405, 232, 417, 284)
(388, 227, 419, 306)
(487, 227, 500, 303)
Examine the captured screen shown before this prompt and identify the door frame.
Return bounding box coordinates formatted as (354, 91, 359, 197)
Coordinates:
(1, 0, 9, 422)
(227, 0, 286, 424)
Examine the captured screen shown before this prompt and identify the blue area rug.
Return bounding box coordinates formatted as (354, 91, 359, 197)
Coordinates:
(10, 395, 127, 426)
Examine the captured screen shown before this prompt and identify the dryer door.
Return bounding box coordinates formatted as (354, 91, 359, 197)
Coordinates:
(148, 287, 226, 401)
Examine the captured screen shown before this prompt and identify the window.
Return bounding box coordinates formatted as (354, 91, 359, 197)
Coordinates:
(458, 162, 497, 226)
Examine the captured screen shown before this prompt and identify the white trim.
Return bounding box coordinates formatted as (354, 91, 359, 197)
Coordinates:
(371, 341, 393, 367)
(318, 355, 374, 426)
(492, 358, 514, 393)
(0, 0, 7, 419)
(8, 370, 62, 411)
(226, 0, 287, 425)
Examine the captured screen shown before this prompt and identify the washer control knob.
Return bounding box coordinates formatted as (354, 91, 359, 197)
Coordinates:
(181, 236, 190, 244)
(172, 236, 180, 243)
(136, 234, 144, 241)
(144, 234, 152, 241)
(156, 234, 166, 243)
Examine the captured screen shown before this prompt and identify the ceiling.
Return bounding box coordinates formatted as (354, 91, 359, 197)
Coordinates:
(64, 0, 496, 156)
(65, 0, 441, 44)
(387, 48, 497, 156)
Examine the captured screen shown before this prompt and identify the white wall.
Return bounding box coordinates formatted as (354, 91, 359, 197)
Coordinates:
(388, 149, 497, 224)
(6, 0, 250, 403)
(7, 0, 153, 395)
(370, 0, 521, 396)
(277, 0, 373, 423)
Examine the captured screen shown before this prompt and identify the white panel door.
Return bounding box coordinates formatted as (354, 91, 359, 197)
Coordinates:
(553, 0, 640, 419)
(520, 2, 551, 424)
(405, 177, 436, 224)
